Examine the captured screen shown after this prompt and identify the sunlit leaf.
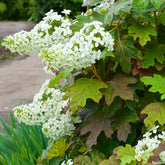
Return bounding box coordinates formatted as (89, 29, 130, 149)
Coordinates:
(151, 0, 164, 10)
(65, 78, 107, 113)
(141, 102, 165, 130)
(128, 24, 156, 46)
(48, 138, 69, 159)
(141, 74, 165, 100)
(117, 144, 136, 165)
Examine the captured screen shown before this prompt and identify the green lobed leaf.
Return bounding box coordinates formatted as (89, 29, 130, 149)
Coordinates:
(100, 49, 114, 61)
(74, 151, 105, 165)
(99, 155, 121, 165)
(132, 0, 149, 13)
(102, 97, 122, 116)
(141, 151, 153, 164)
(151, 0, 164, 10)
(141, 74, 165, 100)
(70, 15, 92, 32)
(64, 78, 107, 113)
(101, 74, 137, 106)
(49, 67, 74, 88)
(128, 24, 157, 47)
(142, 42, 165, 69)
(117, 144, 136, 165)
(112, 108, 138, 142)
(80, 111, 115, 150)
(141, 102, 165, 130)
(114, 38, 142, 73)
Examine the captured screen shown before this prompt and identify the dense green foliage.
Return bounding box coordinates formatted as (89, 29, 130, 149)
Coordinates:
(28, 0, 85, 22)
(1, 0, 165, 164)
(0, 0, 29, 20)
(0, 0, 84, 21)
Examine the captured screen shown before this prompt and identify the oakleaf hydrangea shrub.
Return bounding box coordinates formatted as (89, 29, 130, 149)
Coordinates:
(2, 0, 165, 164)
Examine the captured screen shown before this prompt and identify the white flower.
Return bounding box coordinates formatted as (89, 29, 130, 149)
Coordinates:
(39, 20, 114, 71)
(134, 126, 165, 164)
(61, 159, 74, 165)
(13, 79, 81, 139)
(151, 125, 159, 134)
(62, 9, 71, 15)
(2, 10, 72, 56)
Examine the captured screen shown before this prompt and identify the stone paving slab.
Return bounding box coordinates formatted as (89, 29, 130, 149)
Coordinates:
(0, 21, 52, 129)
(0, 55, 51, 128)
(0, 21, 34, 38)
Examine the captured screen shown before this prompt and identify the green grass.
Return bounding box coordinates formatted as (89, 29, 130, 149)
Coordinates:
(0, 112, 48, 165)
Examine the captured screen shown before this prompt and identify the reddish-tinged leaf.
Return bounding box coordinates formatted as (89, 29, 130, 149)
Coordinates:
(141, 102, 165, 130)
(132, 60, 151, 77)
(65, 78, 107, 113)
(148, 142, 165, 162)
(112, 108, 138, 142)
(80, 111, 115, 150)
(101, 74, 137, 106)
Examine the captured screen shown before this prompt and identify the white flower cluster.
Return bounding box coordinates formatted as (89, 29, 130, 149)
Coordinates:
(93, 0, 115, 13)
(13, 79, 81, 140)
(2, 10, 72, 55)
(134, 125, 165, 164)
(61, 159, 74, 165)
(39, 21, 114, 71)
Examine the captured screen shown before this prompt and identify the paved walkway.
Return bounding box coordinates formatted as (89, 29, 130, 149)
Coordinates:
(0, 22, 51, 128)
(0, 55, 51, 127)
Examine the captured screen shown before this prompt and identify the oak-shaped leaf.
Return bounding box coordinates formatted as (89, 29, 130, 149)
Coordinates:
(141, 42, 165, 69)
(132, 0, 149, 13)
(141, 102, 165, 130)
(64, 78, 107, 113)
(49, 67, 74, 87)
(112, 108, 138, 142)
(141, 74, 165, 100)
(116, 144, 136, 165)
(132, 60, 151, 77)
(99, 155, 121, 165)
(47, 138, 69, 159)
(114, 38, 142, 73)
(151, 0, 164, 10)
(101, 74, 137, 106)
(128, 24, 157, 47)
(148, 142, 165, 163)
(80, 111, 115, 150)
(74, 150, 105, 165)
(70, 15, 92, 32)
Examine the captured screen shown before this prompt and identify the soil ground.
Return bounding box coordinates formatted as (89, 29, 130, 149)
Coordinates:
(0, 22, 51, 129)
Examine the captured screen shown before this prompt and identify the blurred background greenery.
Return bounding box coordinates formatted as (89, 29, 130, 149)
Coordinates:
(0, 0, 85, 22)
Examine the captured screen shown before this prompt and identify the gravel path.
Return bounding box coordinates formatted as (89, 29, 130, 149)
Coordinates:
(0, 22, 51, 128)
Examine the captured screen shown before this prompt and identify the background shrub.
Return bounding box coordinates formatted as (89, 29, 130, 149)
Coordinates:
(0, 0, 85, 21)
